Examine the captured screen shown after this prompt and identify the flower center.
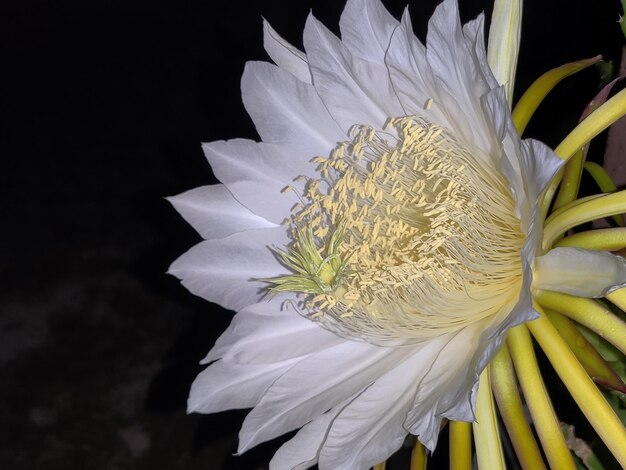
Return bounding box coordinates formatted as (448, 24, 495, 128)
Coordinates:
(269, 117, 525, 343)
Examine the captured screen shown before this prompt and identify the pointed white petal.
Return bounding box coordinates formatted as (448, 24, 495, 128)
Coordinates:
(519, 138, 565, 201)
(238, 340, 411, 452)
(303, 14, 401, 131)
(263, 20, 311, 84)
(534, 247, 626, 297)
(339, 0, 399, 63)
(426, 0, 496, 152)
(402, 330, 479, 450)
(188, 358, 297, 414)
(203, 139, 313, 224)
(480, 86, 563, 230)
(168, 227, 289, 311)
(270, 404, 346, 470)
(318, 350, 430, 469)
(464, 14, 499, 90)
(204, 300, 341, 365)
(384, 11, 452, 123)
(241, 61, 345, 156)
(167, 185, 276, 239)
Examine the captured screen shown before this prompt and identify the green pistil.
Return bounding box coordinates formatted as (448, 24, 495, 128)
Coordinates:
(265, 223, 351, 295)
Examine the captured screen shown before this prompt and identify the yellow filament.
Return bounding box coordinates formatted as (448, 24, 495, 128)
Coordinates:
(490, 344, 545, 469)
(528, 304, 626, 468)
(449, 421, 472, 470)
(507, 325, 575, 469)
(472, 368, 505, 470)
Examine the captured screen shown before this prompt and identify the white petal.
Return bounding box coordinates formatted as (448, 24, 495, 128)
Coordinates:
(168, 227, 289, 311)
(303, 14, 401, 131)
(263, 20, 311, 84)
(241, 61, 345, 156)
(167, 185, 276, 239)
(318, 351, 429, 469)
(534, 247, 626, 297)
(238, 340, 412, 452)
(188, 358, 297, 414)
(463, 14, 500, 90)
(518, 138, 565, 202)
(403, 330, 479, 450)
(203, 139, 313, 224)
(385, 11, 452, 123)
(339, 0, 399, 63)
(270, 405, 346, 470)
(426, 0, 495, 152)
(204, 299, 342, 365)
(480, 87, 563, 230)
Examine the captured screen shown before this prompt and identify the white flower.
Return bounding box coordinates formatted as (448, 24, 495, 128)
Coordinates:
(168, 0, 626, 468)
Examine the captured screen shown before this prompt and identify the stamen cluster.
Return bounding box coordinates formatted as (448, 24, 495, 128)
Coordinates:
(272, 117, 525, 342)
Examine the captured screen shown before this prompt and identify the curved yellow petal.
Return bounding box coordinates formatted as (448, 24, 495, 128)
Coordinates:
(555, 227, 626, 251)
(554, 88, 626, 162)
(512, 56, 601, 133)
(472, 367, 505, 470)
(535, 290, 626, 356)
(449, 421, 472, 470)
(410, 439, 428, 470)
(528, 304, 626, 468)
(543, 190, 626, 250)
(490, 345, 546, 469)
(544, 308, 626, 392)
(507, 325, 575, 469)
(487, 0, 522, 104)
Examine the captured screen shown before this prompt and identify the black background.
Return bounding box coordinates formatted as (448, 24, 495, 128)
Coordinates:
(1, 0, 623, 469)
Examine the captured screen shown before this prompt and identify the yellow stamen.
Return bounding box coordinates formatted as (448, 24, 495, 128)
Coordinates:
(271, 117, 524, 342)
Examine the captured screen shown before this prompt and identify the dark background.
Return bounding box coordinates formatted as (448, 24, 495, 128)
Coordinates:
(1, 0, 623, 469)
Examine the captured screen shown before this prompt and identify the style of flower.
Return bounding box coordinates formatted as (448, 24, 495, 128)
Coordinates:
(169, 0, 626, 468)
